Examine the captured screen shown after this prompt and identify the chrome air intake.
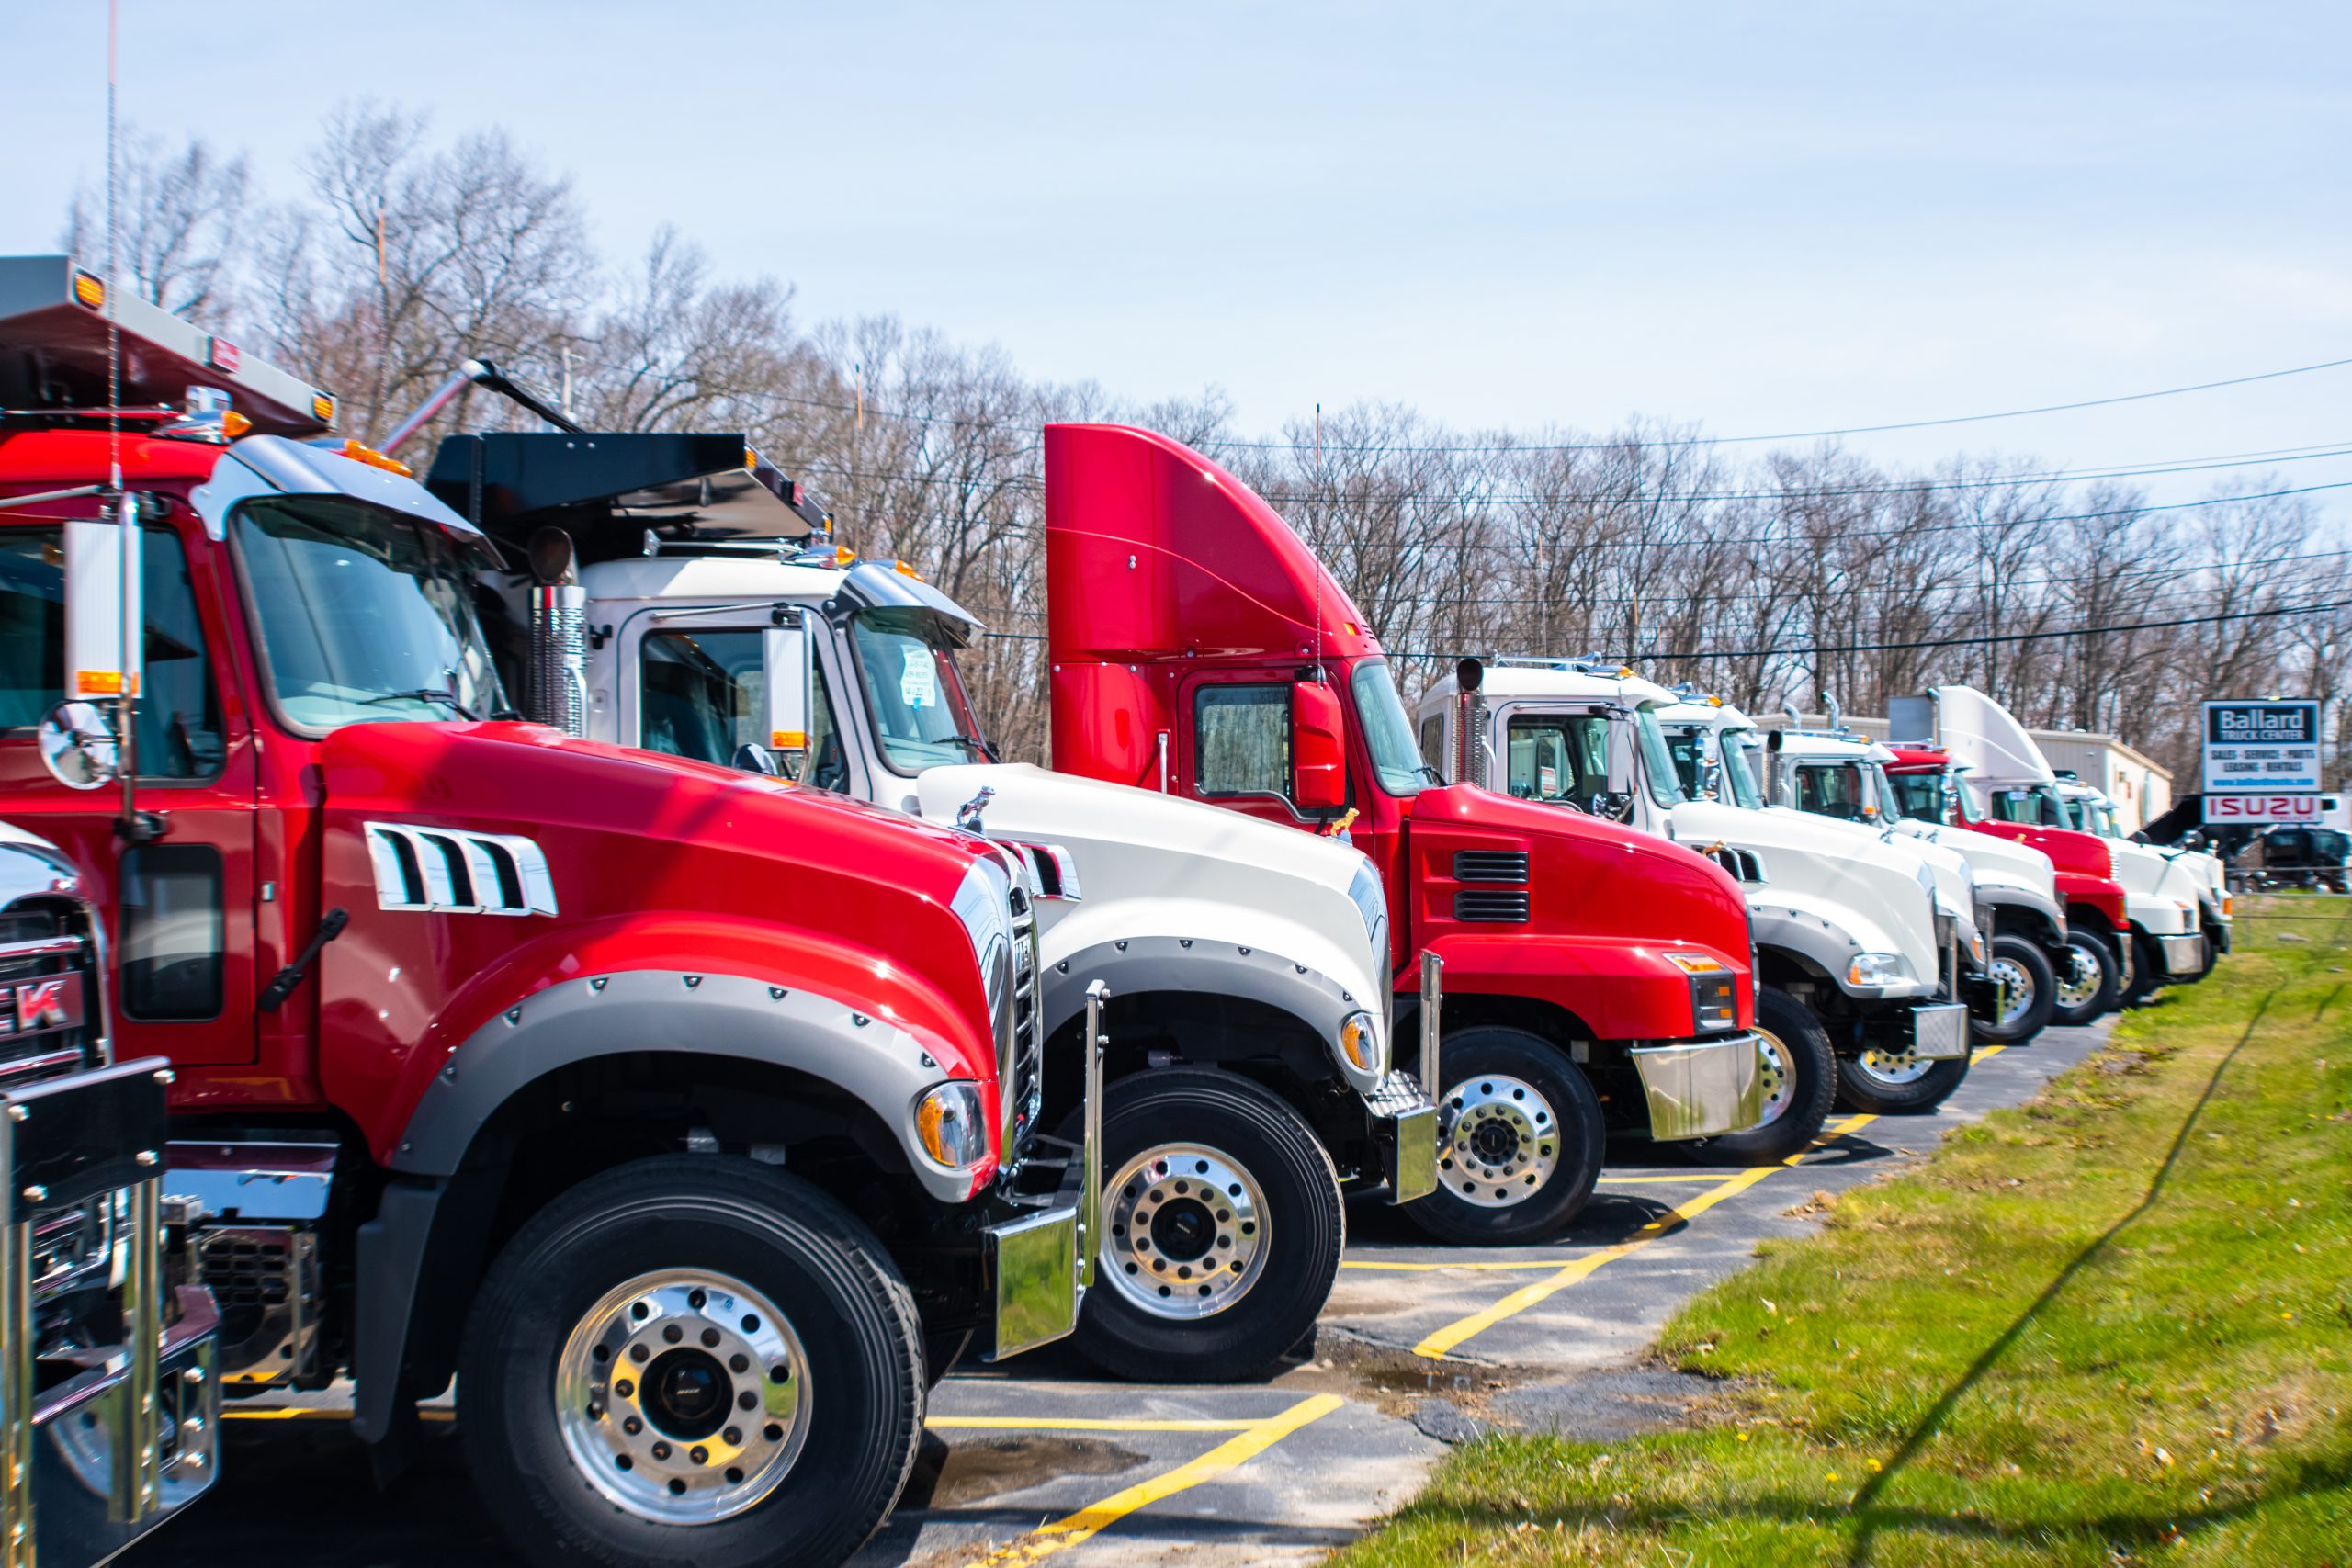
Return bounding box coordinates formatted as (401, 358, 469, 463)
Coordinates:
(1002, 885, 1043, 1156)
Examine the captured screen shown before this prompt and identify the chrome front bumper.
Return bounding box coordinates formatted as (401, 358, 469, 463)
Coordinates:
(1362, 1071, 1440, 1204)
(1906, 1000, 1973, 1060)
(983, 980, 1105, 1362)
(2151, 932, 2208, 979)
(1628, 1032, 1766, 1141)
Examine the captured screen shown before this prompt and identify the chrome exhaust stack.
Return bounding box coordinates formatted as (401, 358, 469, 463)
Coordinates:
(525, 527, 588, 736)
(1452, 657, 1487, 787)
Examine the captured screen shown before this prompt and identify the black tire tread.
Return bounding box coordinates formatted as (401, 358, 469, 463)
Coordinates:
(1407, 1026, 1605, 1246)
(459, 1156, 923, 1568)
(1692, 987, 1835, 1165)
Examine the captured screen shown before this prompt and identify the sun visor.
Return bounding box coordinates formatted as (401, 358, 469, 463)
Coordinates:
(191, 434, 499, 564)
(0, 254, 335, 436)
(426, 431, 827, 564)
(1931, 685, 2056, 784)
(1043, 423, 1379, 665)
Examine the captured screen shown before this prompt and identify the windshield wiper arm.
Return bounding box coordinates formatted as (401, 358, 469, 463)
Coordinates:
(363, 688, 481, 722)
(940, 732, 1001, 762)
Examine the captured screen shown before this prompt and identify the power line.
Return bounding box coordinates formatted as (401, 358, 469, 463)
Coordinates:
(779, 446, 2352, 512)
(1196, 354, 2352, 455)
(1368, 597, 2352, 664)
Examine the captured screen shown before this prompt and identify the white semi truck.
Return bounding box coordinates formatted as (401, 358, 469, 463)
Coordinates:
(2056, 779, 2231, 977)
(1412, 659, 1976, 1135)
(400, 417, 1434, 1384)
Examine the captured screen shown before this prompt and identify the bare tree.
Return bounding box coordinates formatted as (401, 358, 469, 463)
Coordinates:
(62, 130, 253, 327)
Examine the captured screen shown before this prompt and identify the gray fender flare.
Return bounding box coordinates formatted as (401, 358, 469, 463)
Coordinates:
(388, 969, 972, 1199)
(1978, 886, 2065, 944)
(1038, 937, 1363, 1084)
(1747, 903, 1866, 987)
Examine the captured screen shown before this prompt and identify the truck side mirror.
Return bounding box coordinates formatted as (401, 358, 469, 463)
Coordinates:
(1292, 681, 1346, 811)
(731, 743, 780, 776)
(37, 700, 120, 790)
(65, 514, 141, 713)
(762, 615, 813, 781)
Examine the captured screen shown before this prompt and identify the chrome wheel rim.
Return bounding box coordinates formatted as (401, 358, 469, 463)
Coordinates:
(556, 1269, 809, 1525)
(1438, 1075, 1559, 1206)
(2053, 945, 2102, 1011)
(1749, 1029, 1797, 1128)
(1102, 1144, 1267, 1319)
(1988, 955, 2037, 1028)
(1854, 1046, 1937, 1086)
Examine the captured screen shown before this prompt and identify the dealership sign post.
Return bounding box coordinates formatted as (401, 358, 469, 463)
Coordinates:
(2202, 698, 2322, 825)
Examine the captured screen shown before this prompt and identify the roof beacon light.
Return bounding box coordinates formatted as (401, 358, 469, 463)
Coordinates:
(71, 269, 105, 310)
(340, 439, 413, 478)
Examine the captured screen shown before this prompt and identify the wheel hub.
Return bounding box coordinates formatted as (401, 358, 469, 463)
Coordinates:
(1102, 1145, 1266, 1321)
(556, 1270, 809, 1525)
(1855, 1045, 1936, 1085)
(1989, 956, 2035, 1027)
(1749, 1031, 1796, 1127)
(1438, 1076, 1558, 1207)
(2054, 947, 2101, 1010)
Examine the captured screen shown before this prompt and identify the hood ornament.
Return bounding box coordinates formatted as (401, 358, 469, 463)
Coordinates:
(956, 785, 996, 832)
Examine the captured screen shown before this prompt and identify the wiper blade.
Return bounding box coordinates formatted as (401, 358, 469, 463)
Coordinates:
(939, 732, 1001, 762)
(362, 688, 481, 722)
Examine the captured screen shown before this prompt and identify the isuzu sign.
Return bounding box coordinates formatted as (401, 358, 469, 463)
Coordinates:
(2205, 793, 2324, 826)
(2202, 699, 2320, 793)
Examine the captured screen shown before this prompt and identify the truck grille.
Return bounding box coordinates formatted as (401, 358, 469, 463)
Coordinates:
(1454, 889, 1531, 922)
(1453, 851, 1529, 883)
(1003, 885, 1043, 1155)
(0, 909, 114, 1317)
(0, 913, 104, 1087)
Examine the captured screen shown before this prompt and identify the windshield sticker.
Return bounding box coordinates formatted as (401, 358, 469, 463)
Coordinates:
(1539, 764, 1559, 795)
(900, 647, 939, 709)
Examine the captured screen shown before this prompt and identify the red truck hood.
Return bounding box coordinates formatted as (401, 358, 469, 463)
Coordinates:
(1408, 783, 1751, 950)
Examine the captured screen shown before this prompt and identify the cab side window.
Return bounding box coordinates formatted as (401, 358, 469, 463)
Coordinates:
(3, 525, 223, 778)
(1798, 764, 1865, 820)
(1504, 715, 1610, 802)
(1194, 684, 1289, 796)
(1418, 714, 1445, 779)
(640, 629, 763, 766)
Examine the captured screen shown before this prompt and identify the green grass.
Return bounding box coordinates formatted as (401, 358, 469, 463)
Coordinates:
(1340, 901, 2352, 1566)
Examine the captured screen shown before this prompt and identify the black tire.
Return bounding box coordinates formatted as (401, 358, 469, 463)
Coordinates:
(1971, 934, 2056, 1044)
(1688, 987, 1835, 1165)
(460, 1156, 922, 1568)
(1408, 1026, 1605, 1246)
(2048, 930, 2120, 1027)
(2121, 931, 2165, 1008)
(1069, 1068, 1342, 1384)
(1834, 1045, 1971, 1116)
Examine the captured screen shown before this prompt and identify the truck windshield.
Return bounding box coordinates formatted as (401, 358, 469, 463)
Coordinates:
(848, 608, 988, 774)
(1794, 761, 1871, 821)
(1632, 707, 1687, 808)
(1350, 660, 1437, 795)
(233, 497, 504, 733)
(1884, 771, 1947, 823)
(1720, 731, 1766, 810)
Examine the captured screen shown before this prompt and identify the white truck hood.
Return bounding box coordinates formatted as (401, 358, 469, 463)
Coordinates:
(1886, 817, 2059, 908)
(1668, 798, 1942, 986)
(912, 763, 1391, 1057)
(2108, 837, 2203, 935)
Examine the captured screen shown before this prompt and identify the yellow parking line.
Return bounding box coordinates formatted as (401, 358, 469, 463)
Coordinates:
(1598, 1173, 1743, 1184)
(220, 1406, 1261, 1437)
(1343, 1258, 1601, 1272)
(1409, 1113, 1878, 1359)
(956, 1393, 1344, 1567)
(926, 1416, 1261, 1432)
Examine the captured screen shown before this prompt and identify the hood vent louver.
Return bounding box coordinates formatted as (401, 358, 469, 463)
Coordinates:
(364, 822, 558, 916)
(1453, 851, 1530, 884)
(1706, 846, 1767, 884)
(1453, 889, 1531, 923)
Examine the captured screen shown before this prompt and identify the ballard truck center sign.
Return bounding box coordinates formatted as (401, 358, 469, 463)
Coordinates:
(2203, 698, 2322, 824)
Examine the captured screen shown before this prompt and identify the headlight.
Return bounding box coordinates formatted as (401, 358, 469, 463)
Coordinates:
(1336, 1010, 1385, 1077)
(913, 1081, 989, 1170)
(1967, 929, 1986, 966)
(1848, 952, 1911, 988)
(1666, 952, 1738, 1032)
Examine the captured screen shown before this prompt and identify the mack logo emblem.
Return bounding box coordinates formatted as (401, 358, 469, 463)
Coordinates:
(0, 974, 82, 1039)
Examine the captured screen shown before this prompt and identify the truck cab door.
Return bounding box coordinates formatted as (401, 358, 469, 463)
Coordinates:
(1177, 669, 1337, 833)
(0, 517, 259, 1066)
(614, 609, 858, 795)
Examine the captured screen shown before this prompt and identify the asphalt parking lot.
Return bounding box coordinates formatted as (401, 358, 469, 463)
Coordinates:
(136, 1022, 2109, 1568)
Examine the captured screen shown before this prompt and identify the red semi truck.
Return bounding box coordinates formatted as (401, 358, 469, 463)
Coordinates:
(1042, 423, 1765, 1243)
(1879, 745, 2133, 1022)
(0, 257, 1088, 1568)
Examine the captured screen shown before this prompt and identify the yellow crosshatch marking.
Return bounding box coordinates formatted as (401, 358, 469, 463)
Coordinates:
(956, 1393, 1344, 1567)
(1409, 1111, 1883, 1359)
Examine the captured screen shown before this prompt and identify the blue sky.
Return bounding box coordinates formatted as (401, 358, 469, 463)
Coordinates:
(5, 2, 2346, 506)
